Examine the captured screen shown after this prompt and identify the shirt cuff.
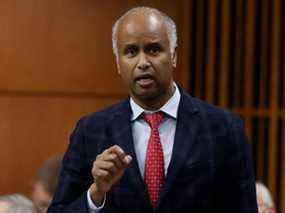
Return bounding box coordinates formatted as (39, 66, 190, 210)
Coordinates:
(87, 188, 106, 213)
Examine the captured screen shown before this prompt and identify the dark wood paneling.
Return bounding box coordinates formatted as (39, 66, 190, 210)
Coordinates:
(205, 0, 217, 103)
(268, 0, 282, 199)
(219, 0, 231, 108)
(244, 0, 256, 139)
(189, 0, 284, 211)
(0, 0, 188, 95)
(0, 96, 120, 195)
(0, 1, 120, 94)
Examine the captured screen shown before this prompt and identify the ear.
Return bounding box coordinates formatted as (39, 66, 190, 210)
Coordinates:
(171, 47, 177, 68)
(116, 57, 121, 74)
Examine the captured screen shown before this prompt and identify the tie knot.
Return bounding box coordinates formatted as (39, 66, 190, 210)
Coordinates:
(143, 112, 164, 129)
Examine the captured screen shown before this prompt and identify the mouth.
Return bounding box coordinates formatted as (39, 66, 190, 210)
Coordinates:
(134, 74, 155, 88)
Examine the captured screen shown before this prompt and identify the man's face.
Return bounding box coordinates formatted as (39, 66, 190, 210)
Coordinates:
(116, 12, 177, 109)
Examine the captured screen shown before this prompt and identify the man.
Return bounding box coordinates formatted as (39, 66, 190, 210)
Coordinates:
(48, 7, 258, 213)
(31, 155, 62, 213)
(0, 194, 38, 213)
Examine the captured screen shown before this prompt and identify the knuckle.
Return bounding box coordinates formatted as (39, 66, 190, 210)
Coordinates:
(113, 145, 119, 150)
(110, 154, 116, 160)
(97, 170, 105, 177)
(93, 160, 100, 168)
(92, 165, 99, 173)
(92, 164, 97, 172)
(93, 160, 97, 166)
(114, 145, 123, 153)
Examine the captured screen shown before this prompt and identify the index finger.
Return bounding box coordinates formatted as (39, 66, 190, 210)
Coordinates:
(104, 145, 126, 160)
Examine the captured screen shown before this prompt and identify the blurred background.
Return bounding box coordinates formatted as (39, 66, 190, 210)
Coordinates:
(0, 0, 284, 212)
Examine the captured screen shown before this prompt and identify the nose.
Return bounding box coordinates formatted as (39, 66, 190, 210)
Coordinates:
(137, 53, 150, 70)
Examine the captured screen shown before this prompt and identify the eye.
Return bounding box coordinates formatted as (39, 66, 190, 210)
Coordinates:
(124, 45, 138, 58)
(146, 43, 162, 56)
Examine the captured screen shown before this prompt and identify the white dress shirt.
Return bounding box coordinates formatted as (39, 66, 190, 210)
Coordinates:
(87, 84, 181, 212)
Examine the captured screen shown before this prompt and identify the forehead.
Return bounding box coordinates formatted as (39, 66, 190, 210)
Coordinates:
(117, 12, 169, 45)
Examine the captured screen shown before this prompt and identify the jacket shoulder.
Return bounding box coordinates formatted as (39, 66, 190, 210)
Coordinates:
(183, 93, 242, 125)
(75, 99, 129, 130)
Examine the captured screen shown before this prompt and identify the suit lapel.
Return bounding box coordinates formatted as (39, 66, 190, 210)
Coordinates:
(109, 100, 148, 201)
(157, 92, 202, 208)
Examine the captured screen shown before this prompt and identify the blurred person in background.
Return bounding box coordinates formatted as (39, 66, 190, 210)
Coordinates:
(0, 194, 37, 213)
(256, 182, 275, 213)
(31, 155, 62, 213)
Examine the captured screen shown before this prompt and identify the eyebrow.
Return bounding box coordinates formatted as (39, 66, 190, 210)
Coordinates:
(146, 42, 163, 46)
(122, 40, 163, 47)
(124, 43, 137, 47)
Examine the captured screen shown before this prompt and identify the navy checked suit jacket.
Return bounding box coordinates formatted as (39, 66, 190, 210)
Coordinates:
(48, 88, 258, 213)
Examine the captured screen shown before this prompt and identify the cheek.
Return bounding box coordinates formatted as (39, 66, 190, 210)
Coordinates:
(118, 60, 136, 79)
(153, 53, 172, 67)
(152, 58, 173, 78)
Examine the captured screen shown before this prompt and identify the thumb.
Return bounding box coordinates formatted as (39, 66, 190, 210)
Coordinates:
(123, 155, 132, 165)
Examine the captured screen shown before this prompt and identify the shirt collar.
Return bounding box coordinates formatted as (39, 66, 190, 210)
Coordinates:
(130, 83, 181, 121)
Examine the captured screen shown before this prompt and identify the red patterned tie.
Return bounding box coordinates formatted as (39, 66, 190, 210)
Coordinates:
(143, 112, 165, 207)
